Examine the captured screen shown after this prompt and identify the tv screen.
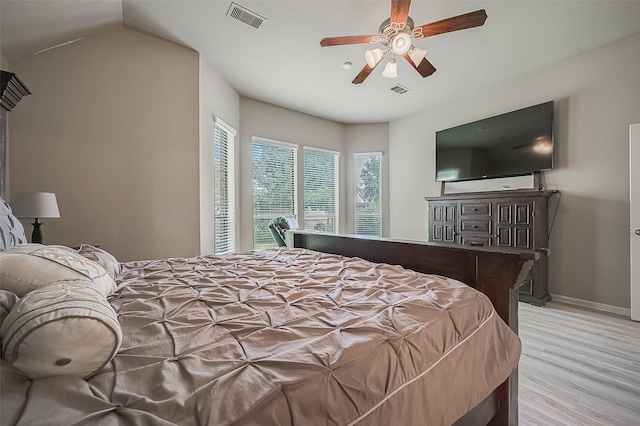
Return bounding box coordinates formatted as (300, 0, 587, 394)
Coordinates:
(435, 101, 554, 182)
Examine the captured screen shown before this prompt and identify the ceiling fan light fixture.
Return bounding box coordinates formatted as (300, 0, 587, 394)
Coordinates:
(382, 59, 398, 78)
(408, 46, 427, 65)
(318, 4, 488, 85)
(365, 48, 386, 67)
(390, 32, 411, 55)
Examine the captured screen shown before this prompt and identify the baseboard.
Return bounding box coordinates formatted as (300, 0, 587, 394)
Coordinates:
(549, 293, 631, 317)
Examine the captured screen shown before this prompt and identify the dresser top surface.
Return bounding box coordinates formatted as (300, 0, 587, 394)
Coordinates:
(425, 189, 557, 202)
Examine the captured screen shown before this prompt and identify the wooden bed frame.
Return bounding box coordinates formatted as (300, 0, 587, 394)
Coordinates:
(286, 230, 540, 426)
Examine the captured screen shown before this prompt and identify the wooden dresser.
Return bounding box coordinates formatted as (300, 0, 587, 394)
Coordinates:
(425, 190, 555, 305)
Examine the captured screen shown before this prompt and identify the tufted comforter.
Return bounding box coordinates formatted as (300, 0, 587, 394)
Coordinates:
(1, 248, 521, 425)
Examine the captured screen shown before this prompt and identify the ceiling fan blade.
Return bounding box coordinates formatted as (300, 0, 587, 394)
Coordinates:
(391, 0, 411, 28)
(413, 9, 488, 39)
(320, 35, 377, 47)
(352, 64, 376, 84)
(403, 54, 436, 78)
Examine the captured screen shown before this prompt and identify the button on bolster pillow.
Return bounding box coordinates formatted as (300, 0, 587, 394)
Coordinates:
(0, 280, 122, 379)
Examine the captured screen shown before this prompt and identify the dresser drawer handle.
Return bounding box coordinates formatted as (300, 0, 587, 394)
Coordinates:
(473, 208, 478, 211)
(472, 225, 478, 228)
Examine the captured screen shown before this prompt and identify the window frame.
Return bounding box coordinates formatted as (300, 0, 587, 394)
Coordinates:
(213, 117, 236, 255)
(303, 146, 340, 234)
(354, 152, 383, 237)
(251, 137, 298, 249)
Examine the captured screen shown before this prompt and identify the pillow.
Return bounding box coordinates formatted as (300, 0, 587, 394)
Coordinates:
(77, 244, 120, 280)
(0, 290, 20, 352)
(0, 198, 27, 252)
(0, 245, 117, 297)
(2, 243, 45, 254)
(0, 290, 19, 328)
(1, 280, 122, 379)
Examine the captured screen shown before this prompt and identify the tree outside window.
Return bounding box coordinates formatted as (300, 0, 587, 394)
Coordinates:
(355, 153, 382, 236)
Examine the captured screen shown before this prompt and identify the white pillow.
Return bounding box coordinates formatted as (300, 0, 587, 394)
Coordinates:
(77, 244, 121, 280)
(0, 198, 27, 252)
(0, 289, 20, 328)
(0, 280, 122, 379)
(0, 245, 116, 297)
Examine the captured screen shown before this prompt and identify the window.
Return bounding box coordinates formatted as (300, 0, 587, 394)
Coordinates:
(213, 118, 236, 254)
(303, 148, 339, 233)
(252, 139, 297, 249)
(354, 152, 382, 236)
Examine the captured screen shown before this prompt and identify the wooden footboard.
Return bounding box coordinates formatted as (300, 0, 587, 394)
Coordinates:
(286, 230, 539, 426)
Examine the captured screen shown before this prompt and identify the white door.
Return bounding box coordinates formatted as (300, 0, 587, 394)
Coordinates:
(631, 123, 640, 321)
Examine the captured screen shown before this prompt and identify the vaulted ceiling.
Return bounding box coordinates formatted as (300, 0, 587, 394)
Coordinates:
(2, 1, 640, 123)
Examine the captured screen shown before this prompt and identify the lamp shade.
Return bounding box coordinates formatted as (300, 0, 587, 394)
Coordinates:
(12, 192, 60, 219)
(408, 46, 428, 66)
(390, 32, 411, 55)
(365, 48, 386, 67)
(382, 59, 398, 78)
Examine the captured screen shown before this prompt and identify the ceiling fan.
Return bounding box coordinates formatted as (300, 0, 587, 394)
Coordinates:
(320, 0, 487, 84)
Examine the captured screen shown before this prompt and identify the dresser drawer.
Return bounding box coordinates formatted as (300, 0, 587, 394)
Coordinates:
(431, 223, 456, 243)
(460, 219, 492, 233)
(496, 226, 532, 248)
(460, 202, 491, 216)
(459, 235, 491, 247)
(431, 203, 456, 223)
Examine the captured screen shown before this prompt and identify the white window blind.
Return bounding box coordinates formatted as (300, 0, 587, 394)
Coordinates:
(252, 139, 297, 249)
(303, 147, 339, 233)
(354, 152, 382, 236)
(214, 118, 236, 254)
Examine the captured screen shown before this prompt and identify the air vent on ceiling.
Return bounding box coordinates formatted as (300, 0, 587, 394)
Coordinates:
(227, 2, 267, 30)
(390, 84, 410, 94)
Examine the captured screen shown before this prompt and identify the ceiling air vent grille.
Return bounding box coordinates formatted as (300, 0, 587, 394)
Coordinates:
(390, 85, 410, 94)
(227, 3, 267, 30)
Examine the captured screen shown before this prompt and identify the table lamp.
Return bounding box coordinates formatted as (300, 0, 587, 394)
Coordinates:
(12, 192, 60, 244)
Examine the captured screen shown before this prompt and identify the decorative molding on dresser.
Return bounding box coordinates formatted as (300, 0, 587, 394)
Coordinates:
(425, 189, 557, 306)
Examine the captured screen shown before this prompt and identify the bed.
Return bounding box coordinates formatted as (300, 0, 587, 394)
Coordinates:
(0, 202, 535, 426)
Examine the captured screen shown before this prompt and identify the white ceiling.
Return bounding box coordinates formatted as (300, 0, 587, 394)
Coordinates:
(2, 1, 640, 124)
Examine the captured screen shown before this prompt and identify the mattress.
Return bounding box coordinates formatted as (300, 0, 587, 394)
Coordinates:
(1, 248, 521, 425)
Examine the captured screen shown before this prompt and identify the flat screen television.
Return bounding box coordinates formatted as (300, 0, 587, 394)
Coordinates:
(435, 101, 554, 182)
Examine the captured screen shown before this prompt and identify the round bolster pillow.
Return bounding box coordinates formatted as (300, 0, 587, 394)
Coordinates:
(0, 280, 122, 379)
(0, 245, 117, 297)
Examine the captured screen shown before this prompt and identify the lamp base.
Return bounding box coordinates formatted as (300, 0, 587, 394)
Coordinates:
(31, 218, 42, 244)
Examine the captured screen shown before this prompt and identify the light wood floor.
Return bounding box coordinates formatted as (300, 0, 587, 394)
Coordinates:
(518, 301, 640, 425)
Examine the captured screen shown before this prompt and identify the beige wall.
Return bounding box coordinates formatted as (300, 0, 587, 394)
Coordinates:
(1, 54, 9, 70)
(389, 33, 640, 310)
(199, 59, 240, 255)
(8, 26, 200, 261)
